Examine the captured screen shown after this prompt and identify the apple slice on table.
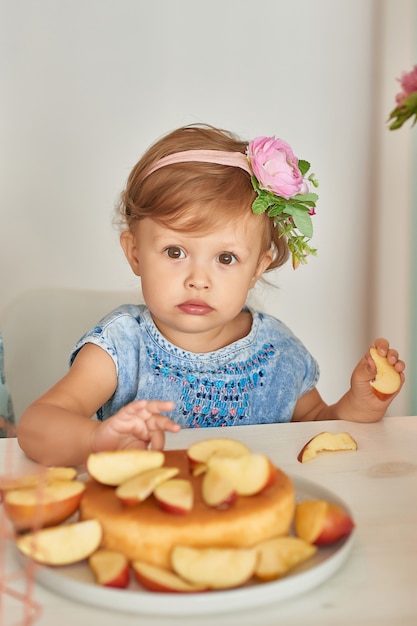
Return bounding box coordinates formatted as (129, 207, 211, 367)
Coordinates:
(4, 480, 85, 532)
(132, 561, 208, 593)
(16, 519, 102, 565)
(187, 438, 250, 473)
(0, 466, 77, 494)
(86, 449, 164, 486)
(297, 431, 358, 463)
(369, 347, 402, 400)
(89, 549, 130, 588)
(153, 478, 194, 514)
(171, 545, 257, 590)
(115, 467, 179, 505)
(254, 536, 317, 581)
(294, 499, 355, 546)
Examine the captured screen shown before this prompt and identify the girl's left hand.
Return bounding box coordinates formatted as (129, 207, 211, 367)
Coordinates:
(350, 338, 405, 411)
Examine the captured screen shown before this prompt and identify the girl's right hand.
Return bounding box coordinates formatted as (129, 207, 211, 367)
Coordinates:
(90, 399, 180, 453)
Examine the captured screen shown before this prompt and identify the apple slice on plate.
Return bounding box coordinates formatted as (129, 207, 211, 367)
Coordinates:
(369, 347, 402, 400)
(0, 466, 77, 494)
(294, 499, 355, 545)
(254, 536, 317, 581)
(16, 519, 102, 565)
(132, 560, 208, 593)
(86, 449, 164, 486)
(297, 432, 358, 463)
(153, 478, 194, 514)
(171, 545, 257, 590)
(204, 453, 277, 497)
(201, 465, 237, 508)
(115, 467, 179, 505)
(89, 549, 130, 588)
(187, 438, 250, 474)
(4, 480, 85, 532)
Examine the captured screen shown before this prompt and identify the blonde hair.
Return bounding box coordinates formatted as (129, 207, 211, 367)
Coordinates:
(116, 124, 290, 271)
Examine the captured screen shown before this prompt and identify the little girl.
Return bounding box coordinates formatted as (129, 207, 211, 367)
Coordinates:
(17, 124, 405, 466)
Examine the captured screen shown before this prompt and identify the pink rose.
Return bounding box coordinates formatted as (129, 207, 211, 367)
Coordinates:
(395, 65, 417, 106)
(247, 136, 304, 199)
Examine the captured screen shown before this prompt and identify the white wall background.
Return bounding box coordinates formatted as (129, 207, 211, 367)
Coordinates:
(1, 0, 415, 417)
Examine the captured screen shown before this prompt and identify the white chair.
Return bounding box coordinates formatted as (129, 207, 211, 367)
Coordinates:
(0, 287, 143, 422)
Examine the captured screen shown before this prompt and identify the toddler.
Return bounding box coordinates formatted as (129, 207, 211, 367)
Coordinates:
(17, 125, 405, 465)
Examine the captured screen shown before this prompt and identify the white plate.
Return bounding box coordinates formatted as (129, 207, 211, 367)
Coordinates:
(15, 476, 355, 616)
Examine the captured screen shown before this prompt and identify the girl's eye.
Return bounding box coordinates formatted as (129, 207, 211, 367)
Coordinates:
(164, 246, 185, 259)
(217, 252, 237, 265)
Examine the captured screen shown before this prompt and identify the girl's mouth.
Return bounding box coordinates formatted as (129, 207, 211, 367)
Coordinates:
(178, 300, 214, 315)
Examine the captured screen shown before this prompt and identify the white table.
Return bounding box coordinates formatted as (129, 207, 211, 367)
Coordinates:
(1, 417, 416, 626)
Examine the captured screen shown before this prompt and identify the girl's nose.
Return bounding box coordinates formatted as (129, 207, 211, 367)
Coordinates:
(186, 266, 210, 290)
(187, 277, 210, 290)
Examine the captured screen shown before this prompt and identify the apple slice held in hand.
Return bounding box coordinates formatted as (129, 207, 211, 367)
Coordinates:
(16, 519, 102, 565)
(297, 431, 358, 463)
(86, 450, 165, 486)
(254, 536, 317, 581)
(294, 499, 354, 546)
(171, 545, 257, 590)
(369, 347, 402, 400)
(4, 480, 85, 532)
(153, 478, 194, 514)
(115, 467, 179, 505)
(89, 549, 130, 589)
(132, 561, 208, 593)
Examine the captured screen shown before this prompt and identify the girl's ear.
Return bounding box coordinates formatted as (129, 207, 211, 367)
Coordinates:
(251, 249, 274, 286)
(120, 230, 141, 276)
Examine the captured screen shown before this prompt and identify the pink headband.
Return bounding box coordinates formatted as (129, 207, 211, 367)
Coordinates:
(145, 150, 252, 178)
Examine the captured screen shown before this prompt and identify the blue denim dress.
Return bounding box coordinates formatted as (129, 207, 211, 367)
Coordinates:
(71, 305, 319, 427)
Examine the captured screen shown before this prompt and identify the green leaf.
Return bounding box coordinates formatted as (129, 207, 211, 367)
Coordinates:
(251, 176, 261, 193)
(293, 193, 318, 203)
(291, 202, 314, 212)
(252, 195, 270, 214)
(279, 202, 295, 217)
(291, 211, 313, 238)
(260, 188, 282, 203)
(309, 175, 319, 188)
(298, 160, 310, 176)
(267, 204, 286, 217)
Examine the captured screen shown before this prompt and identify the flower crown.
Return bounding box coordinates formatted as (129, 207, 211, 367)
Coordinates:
(388, 64, 417, 130)
(246, 137, 318, 269)
(145, 136, 319, 269)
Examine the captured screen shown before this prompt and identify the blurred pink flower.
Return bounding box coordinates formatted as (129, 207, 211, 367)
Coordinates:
(388, 64, 417, 130)
(395, 65, 417, 106)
